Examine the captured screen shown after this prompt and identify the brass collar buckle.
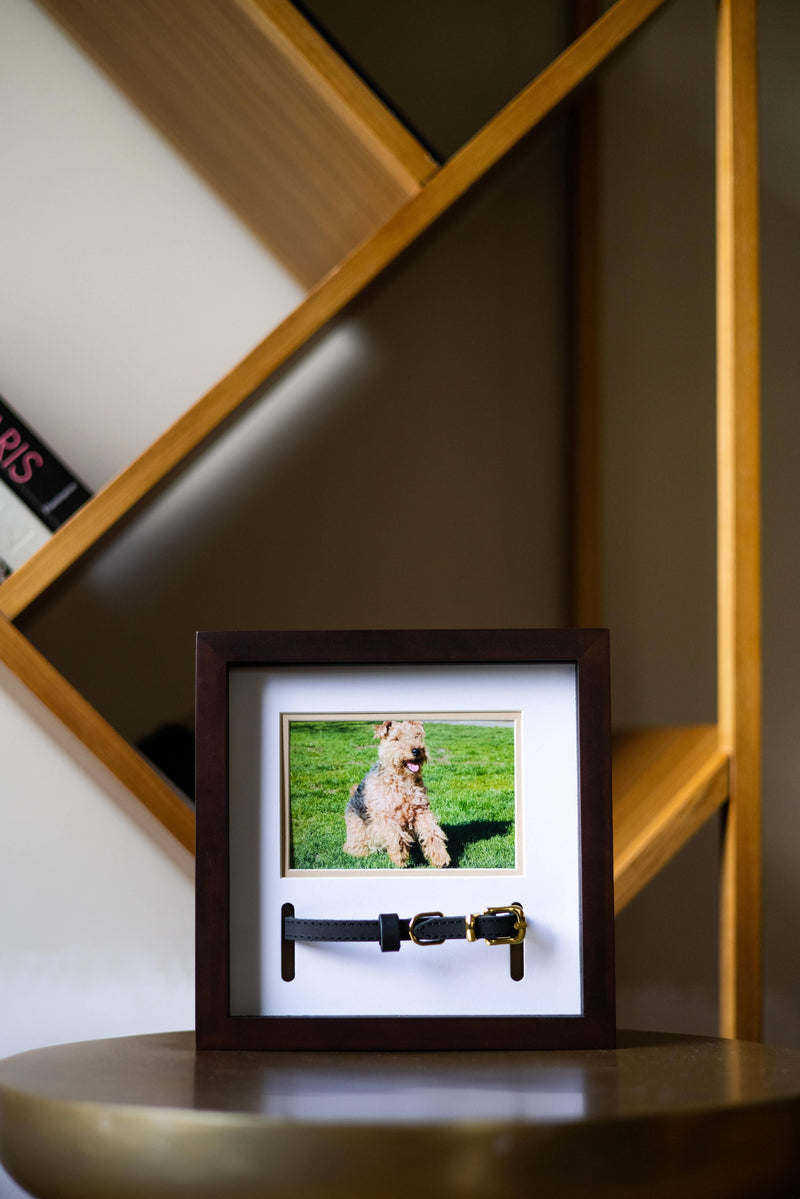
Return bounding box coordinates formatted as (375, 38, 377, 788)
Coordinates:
(408, 911, 446, 946)
(408, 905, 527, 947)
(466, 903, 527, 946)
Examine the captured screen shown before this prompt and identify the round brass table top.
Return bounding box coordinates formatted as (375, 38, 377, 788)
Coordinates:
(1, 1030, 800, 1199)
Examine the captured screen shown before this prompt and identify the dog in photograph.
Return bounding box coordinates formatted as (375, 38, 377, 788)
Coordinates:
(343, 719, 450, 868)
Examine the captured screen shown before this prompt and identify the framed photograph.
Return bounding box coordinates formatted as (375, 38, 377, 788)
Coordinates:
(195, 629, 615, 1051)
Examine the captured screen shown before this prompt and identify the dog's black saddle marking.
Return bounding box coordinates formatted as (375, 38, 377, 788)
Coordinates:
(346, 768, 374, 821)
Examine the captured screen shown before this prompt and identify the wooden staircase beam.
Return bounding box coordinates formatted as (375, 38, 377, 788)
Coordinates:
(0, 615, 194, 852)
(716, 0, 762, 1042)
(613, 725, 730, 913)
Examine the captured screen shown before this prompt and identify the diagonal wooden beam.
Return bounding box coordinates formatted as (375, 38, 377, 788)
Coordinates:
(613, 726, 730, 913)
(0, 614, 194, 851)
(1, 0, 673, 620)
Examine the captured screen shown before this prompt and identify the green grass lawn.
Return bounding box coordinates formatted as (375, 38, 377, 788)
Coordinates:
(287, 719, 516, 870)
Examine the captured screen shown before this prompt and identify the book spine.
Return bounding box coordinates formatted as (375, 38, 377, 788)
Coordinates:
(0, 396, 92, 531)
(0, 478, 51, 579)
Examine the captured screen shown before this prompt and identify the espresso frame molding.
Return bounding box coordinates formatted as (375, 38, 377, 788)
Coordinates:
(195, 628, 614, 1051)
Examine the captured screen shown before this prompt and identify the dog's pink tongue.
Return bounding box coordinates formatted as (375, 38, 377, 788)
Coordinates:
(406, 762, 420, 772)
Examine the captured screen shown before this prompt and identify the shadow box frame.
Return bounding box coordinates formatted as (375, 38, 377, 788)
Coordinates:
(195, 628, 615, 1051)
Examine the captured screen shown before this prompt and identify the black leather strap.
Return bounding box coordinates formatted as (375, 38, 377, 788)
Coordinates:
(283, 909, 525, 951)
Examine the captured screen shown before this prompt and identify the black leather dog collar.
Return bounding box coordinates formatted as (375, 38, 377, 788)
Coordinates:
(283, 904, 527, 953)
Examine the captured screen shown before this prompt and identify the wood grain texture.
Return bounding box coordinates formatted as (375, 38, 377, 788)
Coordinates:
(0, 0, 673, 622)
(0, 615, 194, 851)
(37, 0, 434, 288)
(246, 0, 435, 183)
(613, 726, 730, 913)
(716, 0, 762, 1041)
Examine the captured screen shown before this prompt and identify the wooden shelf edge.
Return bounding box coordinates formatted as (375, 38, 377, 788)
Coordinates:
(37, 0, 428, 288)
(613, 725, 730, 913)
(0, 0, 672, 622)
(0, 616, 194, 853)
(247, 0, 438, 186)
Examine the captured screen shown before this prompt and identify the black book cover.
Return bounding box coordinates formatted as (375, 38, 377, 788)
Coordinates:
(0, 395, 92, 530)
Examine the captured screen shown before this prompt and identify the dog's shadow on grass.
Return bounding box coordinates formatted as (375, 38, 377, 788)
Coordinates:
(438, 820, 514, 868)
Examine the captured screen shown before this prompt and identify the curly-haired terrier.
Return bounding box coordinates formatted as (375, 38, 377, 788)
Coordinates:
(343, 719, 450, 868)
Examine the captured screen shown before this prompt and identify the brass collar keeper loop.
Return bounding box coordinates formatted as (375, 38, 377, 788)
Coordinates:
(408, 911, 446, 945)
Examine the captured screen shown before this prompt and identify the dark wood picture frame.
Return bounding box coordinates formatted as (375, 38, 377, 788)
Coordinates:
(195, 629, 615, 1051)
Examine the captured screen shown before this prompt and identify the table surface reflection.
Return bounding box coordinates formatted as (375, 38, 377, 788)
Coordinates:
(1, 1030, 800, 1198)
